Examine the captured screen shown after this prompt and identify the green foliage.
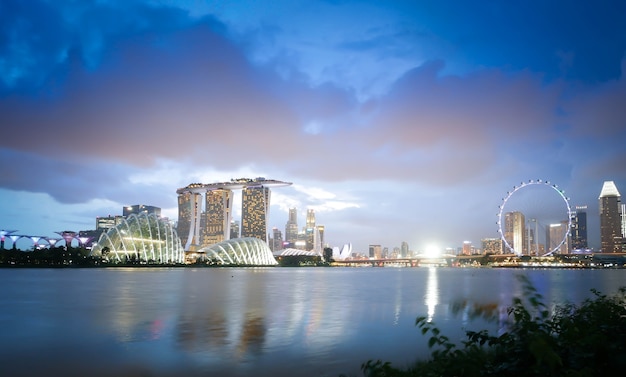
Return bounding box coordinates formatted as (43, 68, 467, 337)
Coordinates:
(359, 275, 626, 377)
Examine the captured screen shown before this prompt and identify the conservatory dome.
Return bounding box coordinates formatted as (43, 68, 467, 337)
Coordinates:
(90, 213, 185, 264)
(196, 237, 278, 266)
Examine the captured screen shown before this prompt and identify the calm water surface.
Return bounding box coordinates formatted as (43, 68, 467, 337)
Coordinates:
(0, 267, 624, 377)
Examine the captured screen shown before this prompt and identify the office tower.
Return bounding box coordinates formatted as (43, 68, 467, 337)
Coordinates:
(123, 204, 161, 218)
(241, 186, 271, 242)
(202, 189, 234, 246)
(599, 181, 622, 253)
(401, 241, 409, 257)
(504, 211, 526, 254)
(270, 227, 283, 251)
(285, 208, 298, 245)
(571, 206, 588, 250)
(369, 244, 382, 259)
(305, 209, 316, 250)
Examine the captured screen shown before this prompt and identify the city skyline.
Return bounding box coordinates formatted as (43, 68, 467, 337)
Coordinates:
(1, 1, 625, 253)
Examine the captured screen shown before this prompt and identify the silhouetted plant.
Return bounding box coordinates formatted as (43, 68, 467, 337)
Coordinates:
(357, 274, 626, 377)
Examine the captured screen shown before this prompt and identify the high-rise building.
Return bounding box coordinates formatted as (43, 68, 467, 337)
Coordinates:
(369, 244, 382, 259)
(123, 204, 161, 217)
(305, 209, 316, 250)
(177, 178, 291, 250)
(202, 189, 234, 246)
(599, 181, 622, 253)
(547, 222, 568, 254)
(571, 206, 588, 250)
(462, 241, 472, 255)
(316, 225, 325, 247)
(230, 220, 240, 239)
(270, 227, 283, 252)
(504, 211, 526, 255)
(401, 241, 409, 258)
(241, 186, 271, 242)
(285, 208, 298, 245)
(177, 189, 203, 250)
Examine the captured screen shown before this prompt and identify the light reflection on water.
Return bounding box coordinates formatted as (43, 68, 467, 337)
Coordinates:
(0, 267, 624, 377)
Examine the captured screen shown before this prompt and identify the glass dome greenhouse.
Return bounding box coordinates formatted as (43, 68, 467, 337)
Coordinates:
(91, 213, 185, 264)
(196, 237, 278, 266)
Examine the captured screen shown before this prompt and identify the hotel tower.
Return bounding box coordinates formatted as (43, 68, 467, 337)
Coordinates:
(177, 178, 292, 251)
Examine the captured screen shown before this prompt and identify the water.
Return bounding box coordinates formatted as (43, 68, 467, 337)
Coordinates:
(0, 267, 624, 377)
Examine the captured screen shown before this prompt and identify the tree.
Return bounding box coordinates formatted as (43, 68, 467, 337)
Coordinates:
(323, 247, 334, 262)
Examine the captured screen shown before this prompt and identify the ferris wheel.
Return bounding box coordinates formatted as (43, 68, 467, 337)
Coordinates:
(497, 180, 573, 256)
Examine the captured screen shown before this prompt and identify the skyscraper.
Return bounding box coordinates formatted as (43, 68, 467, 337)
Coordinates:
(401, 241, 409, 257)
(285, 208, 298, 245)
(504, 211, 526, 255)
(230, 220, 240, 239)
(316, 225, 325, 248)
(571, 206, 588, 250)
(270, 227, 283, 252)
(547, 222, 568, 254)
(599, 181, 622, 253)
(241, 186, 271, 242)
(177, 178, 291, 250)
(369, 244, 382, 259)
(305, 209, 316, 250)
(177, 189, 203, 250)
(202, 189, 234, 246)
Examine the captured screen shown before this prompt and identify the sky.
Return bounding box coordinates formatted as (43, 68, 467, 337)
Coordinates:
(1, 0, 625, 254)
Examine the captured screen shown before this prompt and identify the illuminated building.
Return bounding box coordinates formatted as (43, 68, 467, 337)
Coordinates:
(547, 222, 569, 254)
(241, 186, 271, 242)
(481, 238, 503, 255)
(571, 206, 588, 250)
(96, 215, 125, 232)
(177, 178, 292, 251)
(504, 211, 526, 255)
(177, 188, 203, 250)
(202, 189, 233, 246)
(305, 209, 316, 250)
(285, 208, 298, 245)
(316, 225, 325, 247)
(195, 237, 278, 266)
(91, 212, 184, 264)
(462, 241, 472, 255)
(599, 181, 623, 253)
(123, 204, 161, 217)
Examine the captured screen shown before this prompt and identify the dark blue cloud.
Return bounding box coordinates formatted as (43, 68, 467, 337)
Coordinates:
(0, 0, 194, 95)
(393, 0, 626, 82)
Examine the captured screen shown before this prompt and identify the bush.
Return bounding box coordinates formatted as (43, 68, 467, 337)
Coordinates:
(358, 275, 626, 377)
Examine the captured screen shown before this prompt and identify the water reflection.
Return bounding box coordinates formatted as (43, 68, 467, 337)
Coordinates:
(1, 267, 625, 377)
(425, 267, 439, 321)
